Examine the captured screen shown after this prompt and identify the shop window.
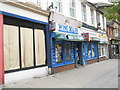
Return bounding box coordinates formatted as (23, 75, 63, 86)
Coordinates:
(21, 27, 34, 68)
(4, 25, 20, 70)
(35, 29, 46, 65)
(99, 45, 105, 57)
(98, 45, 102, 56)
(56, 43, 63, 63)
(65, 43, 71, 62)
(88, 43, 91, 58)
(91, 44, 95, 57)
(101, 46, 104, 56)
(4, 16, 47, 72)
(86, 43, 97, 60)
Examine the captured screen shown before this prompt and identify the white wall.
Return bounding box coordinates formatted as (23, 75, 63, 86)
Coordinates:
(0, 2, 48, 23)
(5, 66, 48, 84)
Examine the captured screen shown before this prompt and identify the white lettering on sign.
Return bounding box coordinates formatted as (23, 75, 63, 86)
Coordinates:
(56, 24, 78, 34)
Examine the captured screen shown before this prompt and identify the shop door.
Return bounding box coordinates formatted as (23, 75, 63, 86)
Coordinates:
(75, 42, 84, 65)
(75, 43, 79, 64)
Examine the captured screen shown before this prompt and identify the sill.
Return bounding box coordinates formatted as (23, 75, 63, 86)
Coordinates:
(53, 62, 75, 68)
(99, 55, 106, 58)
(5, 64, 47, 73)
(86, 57, 97, 60)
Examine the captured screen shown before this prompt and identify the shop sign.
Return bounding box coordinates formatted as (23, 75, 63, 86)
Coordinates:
(98, 34, 108, 42)
(55, 23, 78, 34)
(81, 33, 89, 41)
(82, 33, 99, 41)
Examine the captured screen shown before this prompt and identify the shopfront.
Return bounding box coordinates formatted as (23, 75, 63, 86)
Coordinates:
(51, 23, 85, 72)
(98, 33, 109, 60)
(0, 1, 50, 84)
(82, 32, 99, 64)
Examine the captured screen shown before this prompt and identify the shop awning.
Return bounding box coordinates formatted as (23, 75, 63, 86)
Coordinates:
(99, 41, 109, 44)
(90, 37, 100, 41)
(54, 32, 85, 41)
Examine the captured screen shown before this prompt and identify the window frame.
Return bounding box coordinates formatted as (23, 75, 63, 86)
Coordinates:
(90, 9, 94, 25)
(69, 0, 76, 17)
(85, 42, 97, 60)
(53, 0, 62, 13)
(4, 16, 47, 73)
(81, 3, 87, 22)
(99, 45, 106, 57)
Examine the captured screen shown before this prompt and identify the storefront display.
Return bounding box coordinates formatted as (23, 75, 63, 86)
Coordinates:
(83, 42, 98, 61)
(51, 23, 85, 67)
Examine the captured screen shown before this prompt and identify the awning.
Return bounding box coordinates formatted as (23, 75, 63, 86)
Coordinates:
(99, 41, 109, 44)
(54, 32, 85, 41)
(90, 37, 100, 41)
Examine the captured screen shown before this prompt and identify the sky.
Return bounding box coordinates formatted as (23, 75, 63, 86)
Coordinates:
(87, 0, 109, 3)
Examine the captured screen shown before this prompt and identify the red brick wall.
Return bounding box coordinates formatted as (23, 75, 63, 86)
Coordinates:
(54, 56, 107, 73)
(87, 58, 98, 64)
(54, 64, 75, 73)
(87, 56, 106, 64)
(99, 56, 107, 61)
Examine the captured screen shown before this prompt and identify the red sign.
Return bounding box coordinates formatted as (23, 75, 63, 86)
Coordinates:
(81, 33, 89, 41)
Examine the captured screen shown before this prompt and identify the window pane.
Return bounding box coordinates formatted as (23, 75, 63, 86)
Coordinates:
(35, 29, 46, 65)
(91, 9, 94, 24)
(102, 45, 105, 56)
(65, 43, 71, 62)
(54, 0, 62, 13)
(70, 8, 75, 17)
(56, 43, 62, 63)
(4, 25, 20, 70)
(69, 0, 75, 17)
(81, 4, 86, 21)
(98, 45, 101, 56)
(91, 44, 95, 57)
(88, 44, 91, 58)
(21, 27, 34, 68)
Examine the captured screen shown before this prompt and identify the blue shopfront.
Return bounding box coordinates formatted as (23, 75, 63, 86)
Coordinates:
(50, 23, 85, 72)
(83, 42, 98, 64)
(82, 33, 99, 64)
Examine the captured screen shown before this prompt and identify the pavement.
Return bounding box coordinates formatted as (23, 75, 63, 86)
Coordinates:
(0, 85, 3, 90)
(2, 59, 118, 88)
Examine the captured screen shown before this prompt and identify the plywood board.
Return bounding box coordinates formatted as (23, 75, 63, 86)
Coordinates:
(20, 27, 34, 67)
(4, 25, 20, 70)
(35, 29, 46, 65)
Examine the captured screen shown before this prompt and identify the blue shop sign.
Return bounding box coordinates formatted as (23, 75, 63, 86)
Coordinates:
(57, 24, 78, 34)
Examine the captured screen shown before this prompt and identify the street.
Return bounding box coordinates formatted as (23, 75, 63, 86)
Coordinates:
(2, 59, 118, 88)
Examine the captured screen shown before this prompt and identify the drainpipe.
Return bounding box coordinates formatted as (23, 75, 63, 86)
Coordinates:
(48, 11, 54, 74)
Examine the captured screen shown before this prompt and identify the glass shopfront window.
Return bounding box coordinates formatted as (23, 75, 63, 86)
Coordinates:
(56, 43, 63, 63)
(88, 44, 91, 58)
(65, 43, 71, 62)
(83, 42, 97, 60)
(53, 41, 75, 67)
(99, 45, 105, 57)
(91, 44, 95, 57)
(87, 43, 97, 59)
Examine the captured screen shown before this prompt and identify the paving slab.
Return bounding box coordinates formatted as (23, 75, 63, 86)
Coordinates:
(3, 59, 118, 88)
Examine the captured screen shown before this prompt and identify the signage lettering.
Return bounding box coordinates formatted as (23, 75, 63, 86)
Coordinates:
(58, 24, 78, 34)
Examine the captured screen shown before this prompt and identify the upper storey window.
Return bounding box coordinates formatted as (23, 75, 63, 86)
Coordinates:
(81, 3, 86, 22)
(53, 0, 62, 13)
(90, 9, 94, 25)
(69, 0, 76, 17)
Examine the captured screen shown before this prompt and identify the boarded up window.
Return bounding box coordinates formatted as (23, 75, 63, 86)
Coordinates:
(20, 27, 34, 68)
(35, 29, 46, 65)
(4, 25, 20, 70)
